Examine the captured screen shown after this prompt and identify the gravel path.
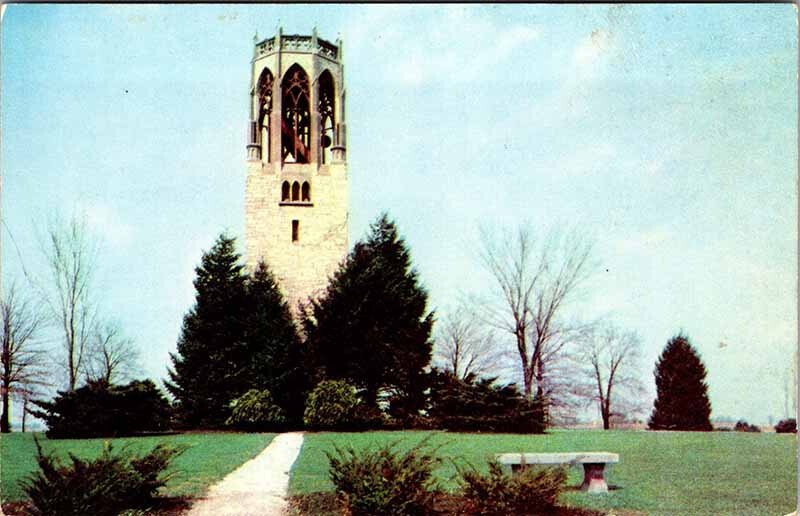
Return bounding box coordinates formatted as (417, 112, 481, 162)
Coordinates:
(185, 432, 304, 516)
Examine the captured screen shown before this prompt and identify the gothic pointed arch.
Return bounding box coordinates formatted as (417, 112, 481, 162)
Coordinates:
(256, 68, 274, 162)
(318, 69, 336, 164)
(281, 63, 311, 163)
(291, 181, 300, 201)
(301, 181, 311, 202)
(281, 181, 290, 201)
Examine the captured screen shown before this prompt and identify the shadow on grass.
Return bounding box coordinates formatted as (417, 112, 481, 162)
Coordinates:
(288, 492, 607, 516)
(1, 496, 193, 516)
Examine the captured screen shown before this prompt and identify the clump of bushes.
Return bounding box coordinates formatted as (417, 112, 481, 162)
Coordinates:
(458, 460, 567, 515)
(427, 370, 545, 433)
(733, 419, 761, 433)
(775, 418, 796, 433)
(303, 380, 361, 430)
(30, 379, 173, 438)
(21, 439, 184, 516)
(323, 440, 573, 516)
(326, 440, 439, 516)
(226, 389, 287, 430)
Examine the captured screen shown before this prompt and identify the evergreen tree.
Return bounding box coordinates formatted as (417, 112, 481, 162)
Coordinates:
(648, 333, 712, 431)
(304, 214, 434, 415)
(30, 379, 172, 438)
(166, 234, 249, 427)
(245, 261, 307, 423)
(426, 368, 545, 433)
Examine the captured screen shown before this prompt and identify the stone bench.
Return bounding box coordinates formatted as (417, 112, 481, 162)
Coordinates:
(496, 452, 619, 494)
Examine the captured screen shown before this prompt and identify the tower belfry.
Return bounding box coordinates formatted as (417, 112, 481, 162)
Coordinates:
(245, 28, 349, 311)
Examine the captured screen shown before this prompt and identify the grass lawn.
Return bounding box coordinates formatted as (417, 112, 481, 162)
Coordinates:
(1, 431, 275, 503)
(290, 429, 797, 516)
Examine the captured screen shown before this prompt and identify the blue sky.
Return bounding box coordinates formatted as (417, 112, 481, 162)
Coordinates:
(3, 4, 796, 425)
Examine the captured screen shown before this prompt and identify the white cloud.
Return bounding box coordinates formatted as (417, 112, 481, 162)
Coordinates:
(395, 54, 425, 87)
(344, 7, 540, 87)
(84, 201, 135, 249)
(530, 28, 616, 122)
(541, 142, 618, 177)
(341, 5, 413, 49)
(643, 158, 666, 176)
(573, 29, 613, 70)
(496, 26, 540, 59)
(614, 227, 674, 255)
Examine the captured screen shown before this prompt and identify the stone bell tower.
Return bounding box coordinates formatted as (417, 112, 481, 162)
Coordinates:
(245, 28, 348, 312)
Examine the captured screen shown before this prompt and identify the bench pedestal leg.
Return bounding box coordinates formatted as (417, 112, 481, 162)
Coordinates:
(580, 463, 609, 494)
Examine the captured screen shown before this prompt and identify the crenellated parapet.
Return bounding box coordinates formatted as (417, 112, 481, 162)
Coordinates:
(255, 34, 340, 61)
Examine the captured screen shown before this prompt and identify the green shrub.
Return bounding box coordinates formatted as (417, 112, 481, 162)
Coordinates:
(30, 379, 172, 438)
(326, 440, 439, 516)
(775, 418, 796, 433)
(20, 438, 184, 516)
(303, 380, 360, 430)
(733, 419, 761, 433)
(458, 460, 567, 515)
(352, 403, 388, 430)
(427, 370, 545, 433)
(226, 389, 287, 430)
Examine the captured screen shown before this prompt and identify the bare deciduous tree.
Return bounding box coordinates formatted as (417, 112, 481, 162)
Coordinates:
(42, 214, 98, 391)
(533, 328, 590, 424)
(478, 225, 594, 420)
(19, 383, 48, 432)
(434, 304, 505, 380)
(576, 323, 645, 430)
(85, 321, 139, 385)
(1, 284, 49, 433)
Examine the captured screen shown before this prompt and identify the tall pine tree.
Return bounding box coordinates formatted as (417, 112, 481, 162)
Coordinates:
(167, 236, 306, 427)
(304, 214, 434, 416)
(166, 234, 250, 427)
(648, 333, 712, 431)
(245, 261, 307, 423)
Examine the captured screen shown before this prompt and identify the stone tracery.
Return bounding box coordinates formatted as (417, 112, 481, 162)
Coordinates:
(318, 70, 335, 164)
(281, 64, 311, 163)
(256, 68, 274, 161)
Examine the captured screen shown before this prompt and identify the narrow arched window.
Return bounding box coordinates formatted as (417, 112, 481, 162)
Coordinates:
(281, 64, 310, 163)
(302, 181, 311, 202)
(281, 181, 290, 201)
(292, 181, 300, 201)
(318, 70, 335, 164)
(256, 68, 274, 162)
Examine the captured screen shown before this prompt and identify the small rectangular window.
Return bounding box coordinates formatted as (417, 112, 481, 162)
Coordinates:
(292, 220, 299, 242)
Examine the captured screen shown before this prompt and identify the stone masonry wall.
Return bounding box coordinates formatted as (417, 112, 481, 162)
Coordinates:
(245, 160, 348, 313)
